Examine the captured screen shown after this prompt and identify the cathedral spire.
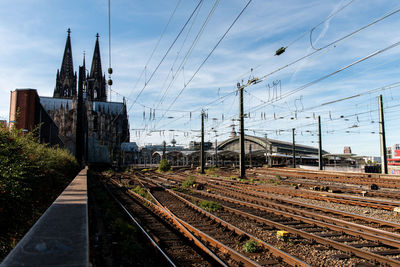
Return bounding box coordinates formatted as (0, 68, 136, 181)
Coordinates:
(54, 28, 77, 98)
(61, 28, 74, 83)
(90, 33, 102, 79)
(87, 33, 107, 101)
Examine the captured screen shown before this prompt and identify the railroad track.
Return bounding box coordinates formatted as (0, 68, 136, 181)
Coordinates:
(104, 173, 310, 266)
(264, 176, 400, 200)
(250, 168, 400, 189)
(206, 182, 400, 234)
(121, 172, 308, 266)
(177, 189, 400, 266)
(100, 176, 225, 266)
(141, 170, 400, 234)
(161, 169, 400, 211)
(135, 171, 400, 266)
(151, 188, 306, 267)
(240, 182, 400, 211)
(162, 170, 400, 211)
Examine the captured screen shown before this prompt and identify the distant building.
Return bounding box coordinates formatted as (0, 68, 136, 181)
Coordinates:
(189, 141, 212, 150)
(343, 146, 352, 154)
(121, 142, 139, 166)
(363, 156, 381, 164)
(388, 144, 400, 171)
(391, 144, 400, 158)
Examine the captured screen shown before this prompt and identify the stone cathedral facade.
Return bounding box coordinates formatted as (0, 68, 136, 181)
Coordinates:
(40, 29, 129, 164)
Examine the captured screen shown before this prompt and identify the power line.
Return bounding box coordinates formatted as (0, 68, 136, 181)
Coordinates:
(156, 0, 253, 126)
(154, 0, 204, 109)
(127, 0, 202, 113)
(249, 39, 400, 114)
(154, 0, 220, 112)
(237, 5, 400, 84)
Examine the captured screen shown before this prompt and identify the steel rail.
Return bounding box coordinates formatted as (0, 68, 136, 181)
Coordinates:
(163, 188, 310, 267)
(253, 168, 400, 188)
(173, 189, 400, 266)
(102, 182, 177, 267)
(240, 182, 398, 210)
(107, 177, 229, 267)
(136, 171, 400, 232)
(220, 182, 400, 232)
(196, 186, 400, 248)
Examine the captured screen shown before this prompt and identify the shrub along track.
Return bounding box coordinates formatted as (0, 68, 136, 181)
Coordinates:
(135, 170, 400, 266)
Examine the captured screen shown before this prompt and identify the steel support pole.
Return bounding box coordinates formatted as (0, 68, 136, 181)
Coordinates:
(318, 116, 323, 171)
(379, 95, 388, 174)
(249, 144, 252, 168)
(215, 139, 218, 167)
(292, 128, 296, 168)
(239, 85, 245, 178)
(200, 111, 205, 174)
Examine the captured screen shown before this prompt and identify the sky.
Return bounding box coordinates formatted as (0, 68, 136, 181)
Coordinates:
(1, 0, 400, 156)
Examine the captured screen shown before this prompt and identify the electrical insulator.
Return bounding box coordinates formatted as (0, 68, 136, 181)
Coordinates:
(108, 67, 113, 74)
(108, 79, 113, 86)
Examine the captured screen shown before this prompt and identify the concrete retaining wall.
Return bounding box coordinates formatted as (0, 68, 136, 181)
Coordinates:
(1, 168, 88, 267)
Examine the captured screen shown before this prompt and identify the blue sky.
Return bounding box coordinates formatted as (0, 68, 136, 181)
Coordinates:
(1, 0, 400, 156)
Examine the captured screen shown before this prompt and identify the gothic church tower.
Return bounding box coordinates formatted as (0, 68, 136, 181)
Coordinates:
(87, 33, 107, 101)
(53, 28, 77, 98)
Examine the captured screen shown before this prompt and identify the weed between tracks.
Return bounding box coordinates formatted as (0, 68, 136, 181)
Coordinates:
(182, 175, 196, 188)
(242, 240, 261, 253)
(132, 185, 152, 202)
(197, 200, 222, 212)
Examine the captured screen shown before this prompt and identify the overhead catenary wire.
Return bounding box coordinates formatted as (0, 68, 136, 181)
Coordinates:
(132, 3, 400, 148)
(154, 0, 220, 112)
(154, 0, 204, 109)
(210, 40, 400, 135)
(237, 5, 400, 84)
(156, 0, 253, 126)
(127, 0, 201, 114)
(249, 39, 400, 114)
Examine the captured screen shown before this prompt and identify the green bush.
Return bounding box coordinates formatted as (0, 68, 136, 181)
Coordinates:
(132, 185, 150, 200)
(182, 175, 196, 188)
(0, 126, 79, 259)
(198, 200, 222, 212)
(158, 159, 170, 172)
(242, 240, 260, 253)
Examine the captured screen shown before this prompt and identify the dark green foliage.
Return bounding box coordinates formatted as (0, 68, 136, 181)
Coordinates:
(132, 185, 151, 201)
(158, 159, 170, 172)
(242, 240, 260, 253)
(182, 175, 196, 188)
(198, 200, 222, 212)
(0, 126, 79, 259)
